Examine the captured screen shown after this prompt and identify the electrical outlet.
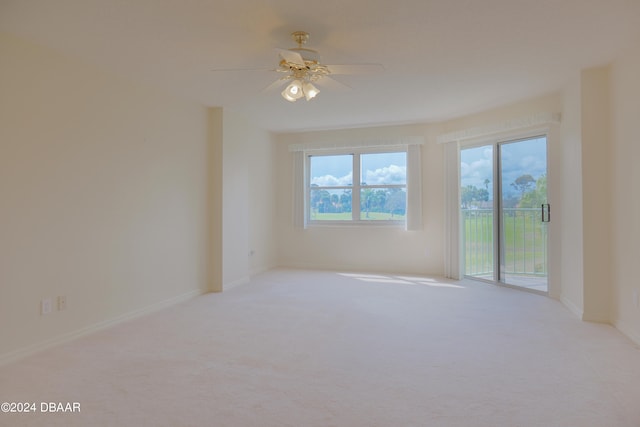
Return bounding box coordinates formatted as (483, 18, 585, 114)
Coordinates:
(57, 296, 67, 311)
(41, 298, 52, 315)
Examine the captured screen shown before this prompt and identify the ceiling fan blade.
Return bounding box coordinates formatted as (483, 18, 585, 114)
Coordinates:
(315, 76, 352, 91)
(326, 64, 385, 75)
(210, 67, 272, 72)
(261, 77, 288, 93)
(275, 48, 305, 67)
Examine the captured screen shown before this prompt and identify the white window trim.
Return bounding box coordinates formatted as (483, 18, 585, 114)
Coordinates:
(289, 136, 424, 153)
(436, 112, 561, 145)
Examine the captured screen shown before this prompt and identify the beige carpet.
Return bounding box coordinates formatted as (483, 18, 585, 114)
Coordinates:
(1, 269, 639, 427)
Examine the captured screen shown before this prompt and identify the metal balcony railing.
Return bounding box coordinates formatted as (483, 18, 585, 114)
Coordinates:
(462, 208, 548, 277)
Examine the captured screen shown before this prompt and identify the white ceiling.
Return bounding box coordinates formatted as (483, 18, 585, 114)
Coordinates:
(1, 0, 639, 133)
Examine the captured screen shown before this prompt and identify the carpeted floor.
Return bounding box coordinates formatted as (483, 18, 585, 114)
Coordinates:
(1, 269, 639, 427)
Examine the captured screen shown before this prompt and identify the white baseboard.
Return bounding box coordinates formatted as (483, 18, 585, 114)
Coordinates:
(0, 288, 207, 367)
(613, 318, 640, 346)
(560, 294, 584, 319)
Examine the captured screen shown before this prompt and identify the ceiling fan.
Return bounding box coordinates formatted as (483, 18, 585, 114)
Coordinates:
(215, 31, 383, 102)
(274, 31, 385, 102)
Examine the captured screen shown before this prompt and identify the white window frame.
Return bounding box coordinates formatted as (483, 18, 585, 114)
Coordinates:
(306, 146, 407, 227)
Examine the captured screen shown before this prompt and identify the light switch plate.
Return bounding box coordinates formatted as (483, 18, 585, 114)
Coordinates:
(41, 298, 52, 315)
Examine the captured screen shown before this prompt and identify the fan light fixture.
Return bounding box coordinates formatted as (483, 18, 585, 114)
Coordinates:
(281, 79, 320, 102)
(302, 82, 320, 100)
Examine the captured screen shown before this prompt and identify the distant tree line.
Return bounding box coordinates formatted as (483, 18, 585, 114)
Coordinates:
(462, 174, 546, 209)
(311, 185, 406, 217)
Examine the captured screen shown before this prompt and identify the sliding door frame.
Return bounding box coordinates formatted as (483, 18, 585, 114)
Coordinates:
(461, 130, 551, 296)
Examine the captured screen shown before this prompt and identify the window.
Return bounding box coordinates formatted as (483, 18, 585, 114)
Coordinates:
(307, 149, 407, 225)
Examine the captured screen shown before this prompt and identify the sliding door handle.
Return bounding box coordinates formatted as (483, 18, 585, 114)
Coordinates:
(541, 204, 550, 222)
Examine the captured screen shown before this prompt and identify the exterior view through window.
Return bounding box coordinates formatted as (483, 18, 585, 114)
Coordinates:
(308, 150, 407, 224)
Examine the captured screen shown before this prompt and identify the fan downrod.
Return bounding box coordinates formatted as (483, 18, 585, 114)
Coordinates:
(291, 31, 309, 48)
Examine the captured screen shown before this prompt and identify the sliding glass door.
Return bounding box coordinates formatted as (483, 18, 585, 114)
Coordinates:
(461, 136, 549, 293)
(498, 137, 548, 292)
(461, 144, 495, 281)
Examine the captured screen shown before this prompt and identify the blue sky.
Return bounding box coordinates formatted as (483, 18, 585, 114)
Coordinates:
(310, 152, 407, 187)
(460, 137, 547, 199)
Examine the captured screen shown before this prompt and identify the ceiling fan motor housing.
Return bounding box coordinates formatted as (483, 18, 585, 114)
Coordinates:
(278, 31, 329, 82)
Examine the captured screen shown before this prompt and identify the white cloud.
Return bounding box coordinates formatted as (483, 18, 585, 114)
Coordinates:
(311, 171, 353, 187)
(311, 164, 408, 187)
(461, 158, 492, 187)
(460, 146, 493, 188)
(364, 165, 406, 185)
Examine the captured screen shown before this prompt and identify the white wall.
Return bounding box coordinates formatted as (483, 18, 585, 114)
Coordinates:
(276, 124, 444, 275)
(221, 111, 250, 288)
(580, 67, 612, 323)
(610, 41, 640, 344)
(436, 94, 562, 136)
(559, 65, 626, 325)
(221, 110, 277, 288)
(559, 74, 585, 317)
(0, 33, 213, 361)
(247, 126, 278, 276)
